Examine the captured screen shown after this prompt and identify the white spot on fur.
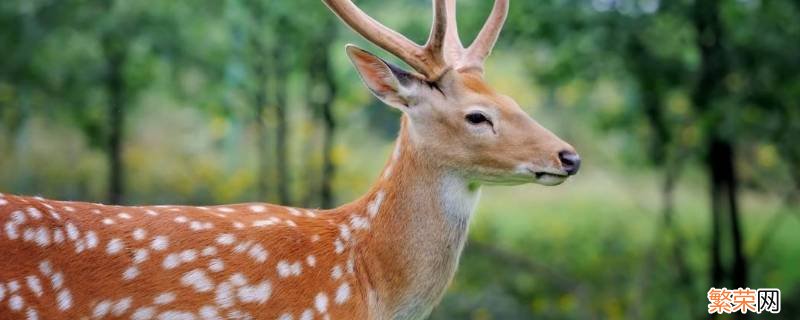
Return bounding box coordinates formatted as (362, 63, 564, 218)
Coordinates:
(367, 190, 385, 218)
(347, 257, 355, 273)
(85, 231, 98, 249)
(247, 244, 268, 263)
(201, 246, 217, 256)
(287, 208, 301, 216)
(227, 310, 250, 319)
(229, 273, 247, 287)
(189, 221, 207, 231)
(181, 269, 213, 292)
(199, 305, 220, 320)
(233, 241, 252, 253)
(339, 224, 351, 241)
(174, 216, 188, 223)
(276, 261, 302, 278)
(133, 249, 150, 264)
(151, 236, 169, 251)
(306, 255, 316, 267)
(5, 222, 19, 240)
(26, 207, 42, 220)
(180, 249, 198, 263)
(118, 212, 132, 220)
(131, 307, 156, 320)
(9, 295, 24, 310)
(216, 234, 235, 245)
(51, 273, 64, 289)
(52, 229, 64, 243)
(392, 137, 402, 160)
(300, 309, 313, 320)
(333, 238, 345, 254)
(208, 259, 225, 272)
(112, 297, 132, 316)
(92, 300, 112, 318)
(34, 227, 50, 247)
(315, 292, 328, 313)
(237, 281, 271, 304)
(123, 266, 140, 280)
(335, 283, 351, 304)
(252, 220, 275, 227)
(215, 282, 234, 308)
(331, 265, 343, 280)
(106, 238, 124, 255)
(65, 223, 79, 241)
(38, 261, 52, 276)
(8, 280, 20, 292)
(163, 254, 180, 269)
(23, 228, 34, 241)
(102, 218, 115, 225)
(154, 292, 176, 305)
(145, 210, 159, 216)
(10, 211, 26, 224)
(383, 164, 394, 179)
(74, 239, 86, 253)
(157, 311, 196, 320)
(249, 205, 266, 213)
(26, 307, 38, 320)
(8, 295, 25, 311)
(278, 313, 293, 320)
(133, 228, 147, 240)
(25, 276, 42, 297)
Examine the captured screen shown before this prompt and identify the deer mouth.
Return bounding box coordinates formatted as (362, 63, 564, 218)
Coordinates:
(531, 171, 569, 186)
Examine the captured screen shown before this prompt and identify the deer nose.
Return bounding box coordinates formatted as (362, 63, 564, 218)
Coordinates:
(558, 150, 581, 176)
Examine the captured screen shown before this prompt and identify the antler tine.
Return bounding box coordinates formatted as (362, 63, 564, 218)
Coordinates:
(463, 0, 509, 72)
(422, 0, 471, 79)
(425, 0, 449, 60)
(323, 0, 429, 76)
(442, 0, 465, 64)
(324, 0, 452, 80)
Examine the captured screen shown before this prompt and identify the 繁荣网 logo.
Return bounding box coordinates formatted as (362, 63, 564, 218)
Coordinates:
(707, 287, 780, 314)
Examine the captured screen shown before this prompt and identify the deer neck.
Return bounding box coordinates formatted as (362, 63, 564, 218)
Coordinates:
(342, 117, 481, 318)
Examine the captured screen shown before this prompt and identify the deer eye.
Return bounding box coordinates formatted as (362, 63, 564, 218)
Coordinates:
(465, 112, 490, 125)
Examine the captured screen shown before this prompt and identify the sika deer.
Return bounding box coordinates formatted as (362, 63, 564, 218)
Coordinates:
(0, 0, 580, 319)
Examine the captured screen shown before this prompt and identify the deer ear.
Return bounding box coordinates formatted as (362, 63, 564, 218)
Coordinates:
(346, 44, 424, 110)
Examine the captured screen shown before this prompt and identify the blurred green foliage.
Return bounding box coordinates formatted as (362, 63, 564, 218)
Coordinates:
(1, 0, 799, 318)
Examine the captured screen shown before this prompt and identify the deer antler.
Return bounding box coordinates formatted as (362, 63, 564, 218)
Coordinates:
(462, 0, 509, 72)
(323, 0, 509, 80)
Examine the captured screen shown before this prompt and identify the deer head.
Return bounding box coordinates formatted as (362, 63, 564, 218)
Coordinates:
(325, 0, 581, 186)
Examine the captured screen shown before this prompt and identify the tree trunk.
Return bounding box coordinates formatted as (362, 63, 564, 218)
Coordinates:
(307, 20, 338, 209)
(254, 62, 269, 200)
(692, 0, 748, 290)
(318, 53, 337, 208)
(103, 38, 126, 205)
(272, 48, 290, 206)
(708, 138, 747, 287)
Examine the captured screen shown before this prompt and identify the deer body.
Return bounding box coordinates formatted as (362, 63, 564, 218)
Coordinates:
(1, 0, 582, 319)
(0, 122, 477, 320)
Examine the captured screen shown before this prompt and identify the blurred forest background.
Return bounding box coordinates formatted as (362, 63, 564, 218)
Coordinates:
(1, 0, 799, 319)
